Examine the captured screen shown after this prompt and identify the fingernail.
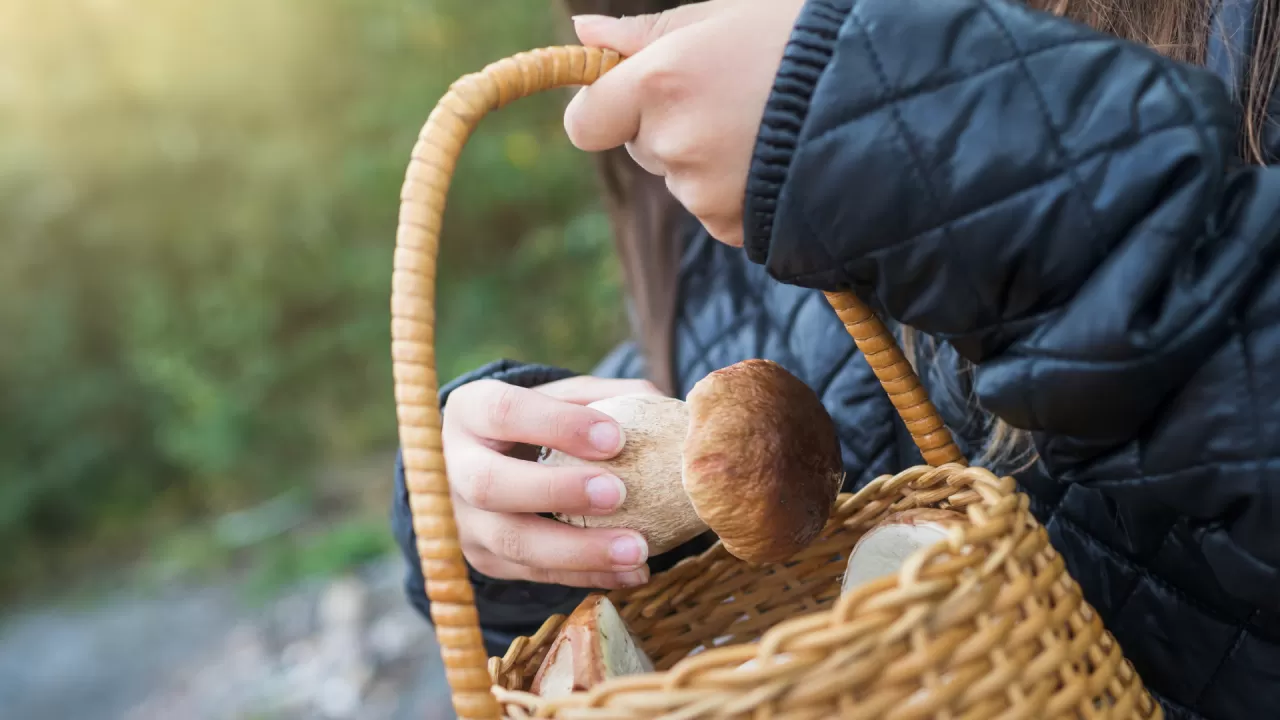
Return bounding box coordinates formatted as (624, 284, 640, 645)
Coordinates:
(616, 567, 649, 587)
(586, 475, 626, 511)
(589, 422, 623, 454)
(571, 14, 610, 24)
(609, 535, 647, 567)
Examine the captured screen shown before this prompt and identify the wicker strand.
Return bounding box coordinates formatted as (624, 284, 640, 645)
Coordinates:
(823, 291, 966, 466)
(488, 466, 1160, 719)
(393, 46, 620, 720)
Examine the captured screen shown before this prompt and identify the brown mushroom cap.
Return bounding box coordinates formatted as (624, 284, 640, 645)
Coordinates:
(681, 359, 844, 564)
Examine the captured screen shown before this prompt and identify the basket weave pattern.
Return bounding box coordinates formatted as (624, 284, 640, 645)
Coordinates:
(393, 46, 1161, 719)
(488, 464, 1154, 719)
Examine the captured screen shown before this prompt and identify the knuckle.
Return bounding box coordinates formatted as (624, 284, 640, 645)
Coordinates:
(649, 127, 699, 166)
(492, 523, 530, 565)
(485, 383, 521, 432)
(460, 454, 499, 509)
(538, 471, 566, 511)
(546, 410, 579, 447)
(639, 63, 686, 102)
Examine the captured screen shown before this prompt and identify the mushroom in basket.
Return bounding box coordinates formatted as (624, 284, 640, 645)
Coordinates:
(840, 508, 968, 594)
(733, 508, 970, 672)
(530, 593, 654, 698)
(539, 358, 846, 564)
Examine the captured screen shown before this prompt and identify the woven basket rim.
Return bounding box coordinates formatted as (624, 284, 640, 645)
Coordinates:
(487, 463, 1044, 712)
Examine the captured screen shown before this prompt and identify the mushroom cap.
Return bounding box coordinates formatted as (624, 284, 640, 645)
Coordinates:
(681, 359, 844, 564)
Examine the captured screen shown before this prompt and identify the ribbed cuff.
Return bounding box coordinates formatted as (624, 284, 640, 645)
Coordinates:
(743, 0, 853, 266)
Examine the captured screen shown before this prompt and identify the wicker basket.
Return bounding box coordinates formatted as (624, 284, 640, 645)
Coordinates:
(393, 46, 1161, 720)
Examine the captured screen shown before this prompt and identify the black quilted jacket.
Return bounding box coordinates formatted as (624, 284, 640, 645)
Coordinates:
(393, 0, 1280, 716)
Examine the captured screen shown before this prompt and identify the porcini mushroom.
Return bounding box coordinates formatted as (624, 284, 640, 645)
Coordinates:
(840, 508, 968, 594)
(530, 593, 654, 698)
(540, 359, 845, 564)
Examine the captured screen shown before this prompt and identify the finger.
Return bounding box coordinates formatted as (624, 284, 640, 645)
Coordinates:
(571, 5, 715, 56)
(470, 511, 650, 572)
(565, 22, 706, 153)
(534, 376, 662, 405)
(563, 62, 646, 152)
(442, 400, 513, 455)
(449, 443, 627, 515)
(447, 380, 625, 459)
(466, 549, 650, 589)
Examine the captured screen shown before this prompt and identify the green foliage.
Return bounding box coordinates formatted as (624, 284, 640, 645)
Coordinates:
(0, 0, 627, 598)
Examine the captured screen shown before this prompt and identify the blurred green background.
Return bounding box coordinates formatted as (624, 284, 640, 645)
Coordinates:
(0, 0, 627, 602)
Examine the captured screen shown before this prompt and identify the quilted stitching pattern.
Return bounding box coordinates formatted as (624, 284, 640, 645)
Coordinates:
(740, 0, 1280, 716)
(672, 237, 1279, 720)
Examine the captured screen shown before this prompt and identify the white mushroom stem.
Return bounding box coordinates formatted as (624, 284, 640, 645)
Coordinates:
(530, 594, 654, 698)
(840, 509, 967, 594)
(541, 395, 709, 556)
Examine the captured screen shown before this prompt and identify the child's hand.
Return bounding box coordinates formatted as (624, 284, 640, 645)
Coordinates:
(563, 0, 805, 247)
(442, 375, 662, 588)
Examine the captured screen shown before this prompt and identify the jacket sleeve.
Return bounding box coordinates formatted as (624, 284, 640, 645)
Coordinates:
(392, 346, 648, 650)
(743, 0, 1280, 604)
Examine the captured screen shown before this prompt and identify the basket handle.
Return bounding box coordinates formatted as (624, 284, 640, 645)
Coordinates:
(393, 45, 964, 720)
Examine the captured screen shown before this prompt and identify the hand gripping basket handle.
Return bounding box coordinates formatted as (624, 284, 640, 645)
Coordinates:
(393, 46, 965, 720)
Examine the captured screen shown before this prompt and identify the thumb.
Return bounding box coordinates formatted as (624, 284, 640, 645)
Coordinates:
(571, 4, 714, 56)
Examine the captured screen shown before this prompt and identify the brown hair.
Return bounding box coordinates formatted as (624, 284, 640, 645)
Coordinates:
(559, 0, 1280, 468)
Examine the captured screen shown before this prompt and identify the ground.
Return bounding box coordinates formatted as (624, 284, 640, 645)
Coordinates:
(0, 555, 457, 720)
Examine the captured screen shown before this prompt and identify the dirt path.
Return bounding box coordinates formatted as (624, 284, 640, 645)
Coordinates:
(0, 556, 456, 720)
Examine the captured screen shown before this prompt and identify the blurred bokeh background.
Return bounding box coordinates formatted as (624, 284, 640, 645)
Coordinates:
(0, 1, 625, 717)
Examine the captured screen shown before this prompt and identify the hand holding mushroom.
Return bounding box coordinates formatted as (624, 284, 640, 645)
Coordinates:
(442, 375, 664, 589)
(540, 359, 846, 564)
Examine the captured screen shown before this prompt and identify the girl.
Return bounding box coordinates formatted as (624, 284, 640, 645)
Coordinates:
(393, 0, 1280, 716)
